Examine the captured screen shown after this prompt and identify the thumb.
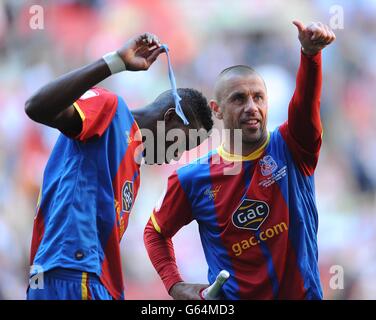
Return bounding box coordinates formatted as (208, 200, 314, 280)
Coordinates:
(146, 46, 165, 65)
(292, 20, 305, 34)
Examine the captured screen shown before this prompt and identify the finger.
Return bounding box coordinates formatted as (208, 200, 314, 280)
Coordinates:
(317, 25, 331, 45)
(146, 46, 165, 65)
(317, 27, 328, 43)
(328, 31, 336, 44)
(317, 22, 331, 42)
(138, 46, 151, 57)
(147, 33, 153, 44)
(143, 32, 161, 47)
(306, 22, 317, 40)
(309, 23, 322, 41)
(139, 32, 152, 45)
(322, 25, 329, 40)
(292, 20, 305, 33)
(139, 33, 150, 44)
(146, 33, 158, 46)
(326, 25, 336, 43)
(311, 41, 326, 49)
(315, 23, 326, 41)
(322, 25, 332, 43)
(147, 46, 158, 53)
(330, 29, 336, 42)
(151, 34, 161, 47)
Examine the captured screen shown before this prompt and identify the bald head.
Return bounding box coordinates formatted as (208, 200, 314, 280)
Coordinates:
(214, 65, 266, 102)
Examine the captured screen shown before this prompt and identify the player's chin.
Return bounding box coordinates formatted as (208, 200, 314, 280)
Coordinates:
(243, 130, 262, 144)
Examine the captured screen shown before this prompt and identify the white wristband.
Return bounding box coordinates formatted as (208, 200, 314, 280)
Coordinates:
(102, 51, 126, 74)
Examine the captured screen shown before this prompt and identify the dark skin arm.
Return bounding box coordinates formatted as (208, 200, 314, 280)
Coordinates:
(170, 282, 208, 300)
(25, 32, 164, 136)
(25, 60, 110, 136)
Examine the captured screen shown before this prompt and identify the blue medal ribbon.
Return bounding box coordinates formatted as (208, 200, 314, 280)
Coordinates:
(161, 44, 190, 125)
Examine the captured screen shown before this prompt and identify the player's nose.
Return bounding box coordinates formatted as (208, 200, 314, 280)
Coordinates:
(244, 98, 257, 113)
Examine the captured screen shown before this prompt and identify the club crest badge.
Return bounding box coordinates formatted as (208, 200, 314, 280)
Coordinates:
(259, 155, 278, 176)
(122, 181, 134, 213)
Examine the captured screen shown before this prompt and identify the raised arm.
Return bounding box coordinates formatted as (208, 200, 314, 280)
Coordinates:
(281, 21, 335, 175)
(25, 33, 163, 136)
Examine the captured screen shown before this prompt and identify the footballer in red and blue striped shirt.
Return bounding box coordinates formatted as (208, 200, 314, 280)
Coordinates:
(144, 21, 336, 300)
(26, 33, 213, 300)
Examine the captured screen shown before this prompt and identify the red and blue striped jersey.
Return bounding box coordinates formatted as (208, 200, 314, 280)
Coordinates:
(30, 87, 143, 300)
(149, 51, 323, 299)
(152, 127, 321, 299)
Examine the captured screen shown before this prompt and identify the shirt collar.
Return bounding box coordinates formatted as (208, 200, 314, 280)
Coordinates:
(217, 131, 270, 162)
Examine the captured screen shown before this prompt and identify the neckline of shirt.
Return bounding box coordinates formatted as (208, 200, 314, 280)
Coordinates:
(217, 131, 270, 162)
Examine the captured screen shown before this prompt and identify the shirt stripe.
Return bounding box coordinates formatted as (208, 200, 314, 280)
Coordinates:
(151, 213, 161, 233)
(81, 272, 88, 300)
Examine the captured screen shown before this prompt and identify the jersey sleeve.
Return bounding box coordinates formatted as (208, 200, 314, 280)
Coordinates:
(279, 50, 323, 176)
(72, 87, 118, 141)
(151, 171, 194, 238)
(144, 219, 184, 293)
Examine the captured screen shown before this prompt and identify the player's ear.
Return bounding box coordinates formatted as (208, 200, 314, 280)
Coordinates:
(163, 107, 177, 123)
(210, 100, 223, 120)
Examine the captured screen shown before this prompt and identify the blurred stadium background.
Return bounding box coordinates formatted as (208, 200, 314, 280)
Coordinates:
(0, 0, 375, 299)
